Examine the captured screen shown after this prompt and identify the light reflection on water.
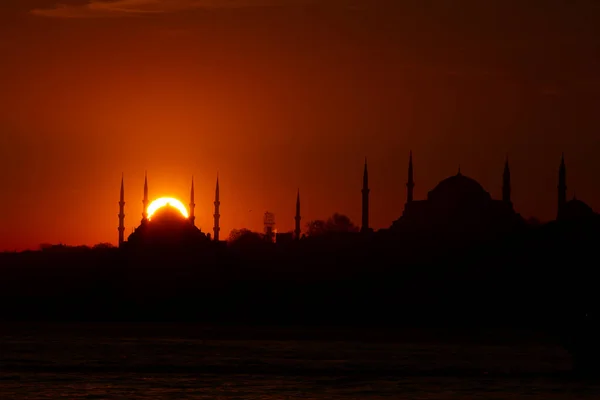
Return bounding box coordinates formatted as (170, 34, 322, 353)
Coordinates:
(1, 326, 599, 399)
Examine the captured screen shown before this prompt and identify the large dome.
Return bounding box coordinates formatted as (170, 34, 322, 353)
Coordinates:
(150, 205, 188, 224)
(561, 198, 595, 220)
(428, 172, 491, 204)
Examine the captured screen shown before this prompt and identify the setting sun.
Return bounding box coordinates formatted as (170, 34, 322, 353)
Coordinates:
(147, 197, 189, 220)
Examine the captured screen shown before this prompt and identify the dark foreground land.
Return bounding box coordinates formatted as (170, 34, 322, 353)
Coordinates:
(1, 222, 598, 327)
(1, 323, 600, 399)
(2, 221, 600, 386)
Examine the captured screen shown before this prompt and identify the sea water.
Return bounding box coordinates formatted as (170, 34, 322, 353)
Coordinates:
(1, 324, 598, 399)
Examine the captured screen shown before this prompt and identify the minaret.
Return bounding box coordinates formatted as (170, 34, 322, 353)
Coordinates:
(294, 189, 301, 240)
(361, 157, 370, 233)
(189, 176, 196, 226)
(118, 174, 125, 247)
(213, 175, 220, 241)
(558, 153, 567, 218)
(502, 155, 511, 203)
(406, 150, 414, 204)
(142, 171, 149, 223)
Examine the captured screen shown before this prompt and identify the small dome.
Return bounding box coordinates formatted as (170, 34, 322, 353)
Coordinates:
(428, 172, 491, 204)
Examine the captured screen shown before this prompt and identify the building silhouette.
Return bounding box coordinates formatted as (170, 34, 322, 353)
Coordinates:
(390, 153, 524, 234)
(558, 153, 567, 219)
(142, 171, 149, 223)
(295, 189, 301, 240)
(189, 176, 196, 227)
(114, 153, 598, 248)
(361, 157, 370, 233)
(213, 175, 220, 241)
(264, 211, 276, 242)
(556, 154, 599, 222)
(406, 150, 414, 204)
(119, 173, 212, 249)
(503, 155, 511, 204)
(118, 174, 125, 248)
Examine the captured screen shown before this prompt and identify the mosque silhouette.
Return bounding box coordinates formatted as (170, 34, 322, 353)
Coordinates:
(116, 153, 598, 248)
(117, 173, 219, 249)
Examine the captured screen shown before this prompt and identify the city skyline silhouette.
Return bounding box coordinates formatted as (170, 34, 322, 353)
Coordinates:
(28, 151, 598, 250)
(1, 150, 597, 251)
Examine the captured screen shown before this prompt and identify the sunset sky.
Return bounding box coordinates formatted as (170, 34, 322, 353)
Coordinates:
(1, 0, 600, 250)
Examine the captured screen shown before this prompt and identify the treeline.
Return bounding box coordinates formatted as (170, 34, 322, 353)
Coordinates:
(0, 217, 598, 327)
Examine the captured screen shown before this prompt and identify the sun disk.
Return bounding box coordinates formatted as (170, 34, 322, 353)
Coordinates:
(147, 197, 189, 220)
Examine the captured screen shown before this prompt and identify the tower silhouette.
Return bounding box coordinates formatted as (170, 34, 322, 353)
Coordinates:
(558, 153, 567, 218)
(142, 171, 149, 223)
(407, 150, 414, 204)
(213, 175, 220, 241)
(503, 155, 511, 203)
(118, 174, 125, 248)
(361, 157, 370, 233)
(189, 176, 196, 226)
(294, 189, 301, 240)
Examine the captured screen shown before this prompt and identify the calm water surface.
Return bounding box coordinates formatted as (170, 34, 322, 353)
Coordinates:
(1, 324, 599, 399)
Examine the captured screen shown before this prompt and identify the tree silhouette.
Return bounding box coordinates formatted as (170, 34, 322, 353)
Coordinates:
(227, 229, 263, 245)
(526, 217, 542, 226)
(306, 219, 327, 236)
(93, 243, 115, 250)
(306, 213, 359, 236)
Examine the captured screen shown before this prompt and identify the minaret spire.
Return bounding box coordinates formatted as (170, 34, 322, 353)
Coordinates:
(189, 176, 196, 226)
(558, 153, 567, 218)
(361, 157, 370, 233)
(142, 171, 149, 223)
(406, 150, 414, 204)
(213, 174, 220, 241)
(294, 189, 301, 240)
(118, 174, 125, 248)
(502, 154, 511, 203)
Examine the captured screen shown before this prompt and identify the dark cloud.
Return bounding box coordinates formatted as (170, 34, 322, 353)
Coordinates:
(30, 0, 318, 17)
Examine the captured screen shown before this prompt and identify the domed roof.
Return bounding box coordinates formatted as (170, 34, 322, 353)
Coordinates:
(126, 204, 209, 248)
(561, 198, 595, 220)
(150, 205, 187, 223)
(428, 172, 491, 203)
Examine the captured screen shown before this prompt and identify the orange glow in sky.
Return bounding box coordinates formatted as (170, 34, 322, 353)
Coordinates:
(1, 1, 600, 251)
(147, 197, 189, 220)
